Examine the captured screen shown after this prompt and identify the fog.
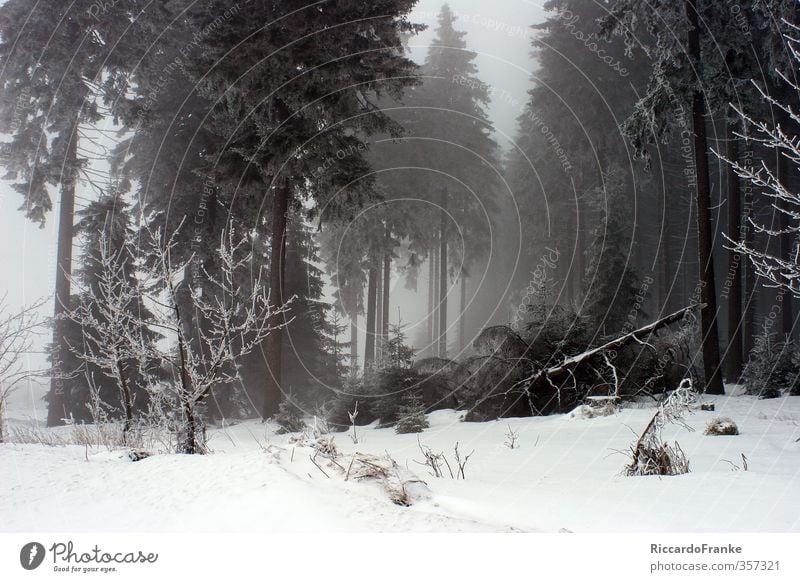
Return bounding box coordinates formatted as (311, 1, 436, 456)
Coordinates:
(0, 1, 546, 377)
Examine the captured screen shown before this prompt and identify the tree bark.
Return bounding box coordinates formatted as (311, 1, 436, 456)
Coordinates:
(382, 254, 390, 354)
(725, 127, 744, 382)
(375, 259, 383, 364)
(349, 309, 358, 372)
(743, 140, 757, 357)
(261, 184, 290, 419)
(427, 250, 434, 353)
(439, 193, 448, 358)
(686, 0, 724, 395)
(459, 272, 467, 351)
(777, 109, 794, 337)
(427, 252, 434, 349)
(364, 265, 378, 371)
(47, 126, 78, 427)
(432, 246, 440, 355)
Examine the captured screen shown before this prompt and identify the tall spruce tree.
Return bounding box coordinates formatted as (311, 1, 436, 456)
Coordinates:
(183, 0, 422, 418)
(384, 4, 499, 358)
(582, 165, 641, 335)
(0, 0, 148, 424)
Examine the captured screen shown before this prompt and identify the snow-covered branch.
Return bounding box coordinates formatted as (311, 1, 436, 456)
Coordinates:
(0, 294, 48, 442)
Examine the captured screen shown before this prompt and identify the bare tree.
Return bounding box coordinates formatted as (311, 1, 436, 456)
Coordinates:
(65, 231, 148, 443)
(65, 218, 290, 454)
(0, 295, 47, 442)
(139, 221, 290, 454)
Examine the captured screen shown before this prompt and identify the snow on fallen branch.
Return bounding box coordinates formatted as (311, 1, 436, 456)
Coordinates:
(526, 304, 704, 384)
(468, 303, 703, 416)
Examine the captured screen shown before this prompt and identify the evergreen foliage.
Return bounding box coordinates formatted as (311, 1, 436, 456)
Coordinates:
(741, 328, 798, 398)
(394, 392, 429, 434)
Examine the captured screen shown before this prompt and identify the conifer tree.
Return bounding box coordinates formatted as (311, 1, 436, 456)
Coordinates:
(184, 0, 422, 418)
(582, 165, 641, 336)
(0, 0, 145, 425)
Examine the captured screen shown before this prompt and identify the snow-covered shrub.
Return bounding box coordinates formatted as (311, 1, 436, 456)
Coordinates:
(741, 328, 797, 398)
(394, 393, 429, 434)
(624, 379, 696, 476)
(346, 453, 431, 506)
(704, 417, 739, 436)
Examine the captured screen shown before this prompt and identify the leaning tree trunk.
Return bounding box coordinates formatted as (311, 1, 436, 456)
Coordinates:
(382, 254, 390, 352)
(364, 265, 378, 372)
(261, 184, 290, 420)
(47, 126, 78, 427)
(725, 127, 744, 382)
(686, 0, 724, 395)
(439, 193, 448, 358)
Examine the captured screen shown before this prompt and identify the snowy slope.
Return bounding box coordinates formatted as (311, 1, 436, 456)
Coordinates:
(2, 391, 799, 532)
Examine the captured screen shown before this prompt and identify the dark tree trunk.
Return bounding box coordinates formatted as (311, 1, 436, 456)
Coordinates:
(686, 0, 724, 395)
(364, 265, 378, 371)
(432, 246, 440, 355)
(777, 109, 794, 337)
(725, 128, 744, 382)
(261, 185, 290, 420)
(743, 141, 757, 357)
(116, 359, 134, 441)
(349, 310, 358, 371)
(375, 259, 383, 364)
(439, 194, 448, 358)
(382, 254, 390, 351)
(459, 272, 467, 351)
(47, 127, 78, 427)
(427, 251, 434, 352)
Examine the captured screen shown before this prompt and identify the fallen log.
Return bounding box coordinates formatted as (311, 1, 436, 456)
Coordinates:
(467, 303, 703, 417)
(524, 303, 704, 385)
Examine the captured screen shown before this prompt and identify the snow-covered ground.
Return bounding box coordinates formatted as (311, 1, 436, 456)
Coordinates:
(2, 388, 799, 532)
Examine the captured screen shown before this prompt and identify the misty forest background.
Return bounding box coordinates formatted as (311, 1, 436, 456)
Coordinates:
(1, 0, 800, 453)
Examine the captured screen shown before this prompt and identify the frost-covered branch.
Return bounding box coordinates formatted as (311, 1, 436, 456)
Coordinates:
(0, 294, 47, 442)
(715, 29, 800, 296)
(139, 220, 291, 454)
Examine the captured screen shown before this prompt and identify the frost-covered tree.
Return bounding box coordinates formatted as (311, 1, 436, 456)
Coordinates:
(394, 392, 428, 434)
(142, 223, 289, 453)
(66, 223, 148, 441)
(73, 218, 289, 454)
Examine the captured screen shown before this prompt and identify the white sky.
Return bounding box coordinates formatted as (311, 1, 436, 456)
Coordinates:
(0, 0, 546, 375)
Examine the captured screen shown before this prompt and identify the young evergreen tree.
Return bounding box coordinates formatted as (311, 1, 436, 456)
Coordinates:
(394, 392, 429, 434)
